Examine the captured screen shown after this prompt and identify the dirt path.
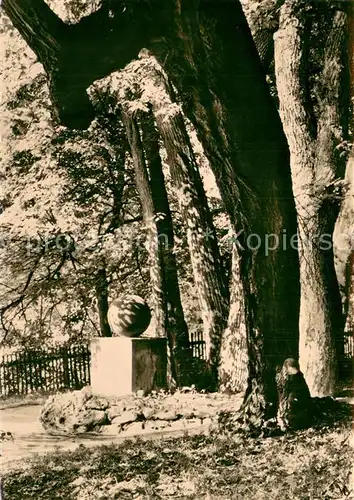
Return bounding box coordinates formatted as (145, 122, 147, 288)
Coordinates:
(0, 405, 95, 471)
(2, 394, 352, 474)
(0, 405, 209, 473)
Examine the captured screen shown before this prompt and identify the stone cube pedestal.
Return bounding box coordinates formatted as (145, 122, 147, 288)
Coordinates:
(90, 337, 167, 397)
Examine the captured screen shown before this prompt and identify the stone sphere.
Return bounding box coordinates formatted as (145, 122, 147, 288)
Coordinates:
(107, 295, 151, 338)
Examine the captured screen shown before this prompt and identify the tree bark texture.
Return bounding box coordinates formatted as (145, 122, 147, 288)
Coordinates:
(122, 112, 167, 337)
(218, 238, 248, 393)
(122, 110, 179, 386)
(274, 1, 347, 396)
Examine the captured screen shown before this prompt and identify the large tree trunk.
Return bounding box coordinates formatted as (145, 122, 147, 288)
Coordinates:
(274, 2, 347, 396)
(156, 3, 300, 421)
(4, 0, 300, 423)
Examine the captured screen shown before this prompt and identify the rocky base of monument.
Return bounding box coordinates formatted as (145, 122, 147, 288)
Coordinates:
(40, 387, 244, 436)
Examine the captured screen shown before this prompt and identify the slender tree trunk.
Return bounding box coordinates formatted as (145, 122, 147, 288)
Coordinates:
(95, 266, 112, 337)
(122, 111, 166, 337)
(274, 2, 347, 396)
(121, 111, 172, 372)
(134, 61, 230, 384)
(140, 111, 191, 378)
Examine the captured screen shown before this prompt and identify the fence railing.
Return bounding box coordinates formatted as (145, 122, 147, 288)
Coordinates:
(344, 331, 354, 360)
(0, 336, 206, 396)
(190, 330, 206, 360)
(0, 345, 90, 397)
(1, 332, 351, 397)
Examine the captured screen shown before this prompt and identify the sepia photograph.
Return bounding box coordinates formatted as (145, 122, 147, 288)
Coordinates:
(0, 0, 353, 498)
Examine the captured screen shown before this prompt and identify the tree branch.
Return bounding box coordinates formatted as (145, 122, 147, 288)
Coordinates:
(0, 248, 45, 321)
(2, 0, 66, 67)
(3, 0, 159, 128)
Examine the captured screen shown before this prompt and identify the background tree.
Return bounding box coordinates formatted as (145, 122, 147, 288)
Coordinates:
(0, 116, 147, 345)
(90, 60, 229, 386)
(0, 15, 148, 344)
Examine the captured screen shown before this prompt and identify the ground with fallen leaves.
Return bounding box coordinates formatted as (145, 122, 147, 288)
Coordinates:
(3, 417, 352, 500)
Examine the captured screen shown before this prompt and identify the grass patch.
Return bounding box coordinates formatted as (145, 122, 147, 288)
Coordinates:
(3, 419, 352, 499)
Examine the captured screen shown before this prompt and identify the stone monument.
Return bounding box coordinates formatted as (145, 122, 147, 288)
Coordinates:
(90, 294, 167, 397)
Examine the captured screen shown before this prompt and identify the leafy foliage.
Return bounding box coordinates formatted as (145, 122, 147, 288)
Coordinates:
(0, 10, 147, 344)
(1, 2, 226, 349)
